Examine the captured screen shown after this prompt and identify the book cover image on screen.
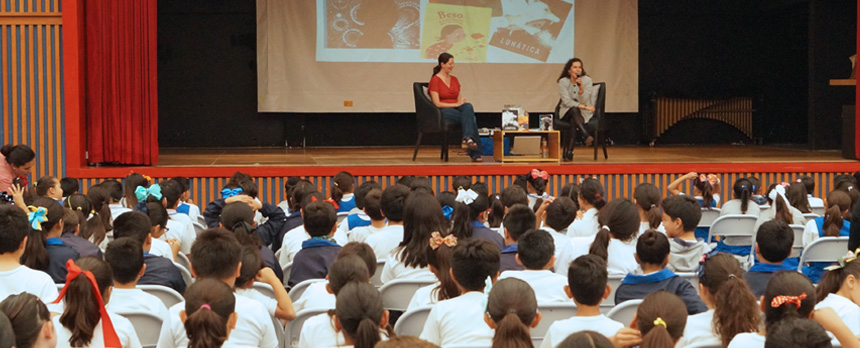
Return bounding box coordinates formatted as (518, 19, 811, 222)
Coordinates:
(420, 3, 492, 62)
(488, 0, 572, 62)
(325, 0, 421, 49)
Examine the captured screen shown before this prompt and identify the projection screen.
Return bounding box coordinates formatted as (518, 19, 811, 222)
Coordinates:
(257, 0, 638, 113)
